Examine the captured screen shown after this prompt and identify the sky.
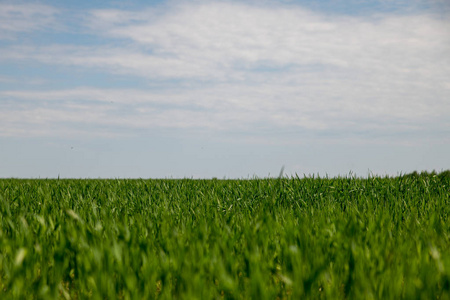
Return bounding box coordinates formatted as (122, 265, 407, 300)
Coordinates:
(1, 0, 449, 178)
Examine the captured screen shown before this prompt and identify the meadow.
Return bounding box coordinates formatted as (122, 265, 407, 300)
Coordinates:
(0, 171, 449, 299)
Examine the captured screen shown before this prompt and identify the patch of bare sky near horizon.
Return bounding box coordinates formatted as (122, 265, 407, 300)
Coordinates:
(0, 1, 449, 144)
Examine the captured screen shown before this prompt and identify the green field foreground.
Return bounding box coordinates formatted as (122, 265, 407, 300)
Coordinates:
(1, 172, 449, 299)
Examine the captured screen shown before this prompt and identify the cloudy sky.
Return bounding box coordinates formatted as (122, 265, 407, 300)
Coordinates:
(1, 0, 449, 178)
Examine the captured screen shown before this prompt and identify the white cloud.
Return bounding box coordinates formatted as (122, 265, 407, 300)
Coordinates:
(0, 2, 449, 142)
(3, 3, 449, 80)
(1, 84, 448, 141)
(0, 3, 59, 38)
(85, 2, 449, 78)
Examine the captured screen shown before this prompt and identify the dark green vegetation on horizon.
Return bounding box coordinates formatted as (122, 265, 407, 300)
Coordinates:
(1, 171, 450, 299)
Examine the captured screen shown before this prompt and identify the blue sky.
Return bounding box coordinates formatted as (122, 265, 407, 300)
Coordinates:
(1, 0, 449, 178)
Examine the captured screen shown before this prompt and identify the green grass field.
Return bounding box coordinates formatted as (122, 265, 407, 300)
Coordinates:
(1, 171, 449, 299)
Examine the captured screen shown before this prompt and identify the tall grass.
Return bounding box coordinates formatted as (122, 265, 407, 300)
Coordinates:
(0, 171, 449, 299)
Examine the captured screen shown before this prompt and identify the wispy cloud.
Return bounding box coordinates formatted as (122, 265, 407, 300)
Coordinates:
(4, 3, 449, 80)
(1, 1, 449, 143)
(1, 84, 448, 142)
(0, 3, 59, 38)
(88, 2, 449, 80)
